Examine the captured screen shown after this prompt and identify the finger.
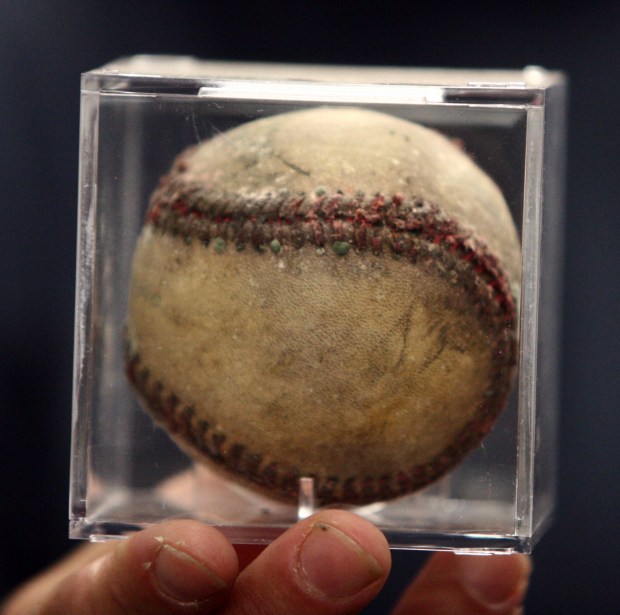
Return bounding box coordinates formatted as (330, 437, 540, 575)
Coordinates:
(1, 542, 117, 614)
(223, 510, 391, 615)
(3, 520, 239, 615)
(391, 551, 532, 615)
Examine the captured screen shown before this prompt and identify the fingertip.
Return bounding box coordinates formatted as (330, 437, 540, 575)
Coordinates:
(121, 520, 239, 610)
(392, 550, 532, 615)
(301, 509, 392, 585)
(296, 510, 391, 604)
(42, 520, 240, 614)
(229, 510, 391, 614)
(458, 552, 532, 608)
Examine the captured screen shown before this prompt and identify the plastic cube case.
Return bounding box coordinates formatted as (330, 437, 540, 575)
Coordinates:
(70, 56, 566, 553)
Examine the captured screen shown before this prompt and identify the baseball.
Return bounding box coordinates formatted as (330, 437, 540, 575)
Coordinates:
(126, 107, 520, 505)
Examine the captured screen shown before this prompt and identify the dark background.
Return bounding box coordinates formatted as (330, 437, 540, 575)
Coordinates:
(1, 1, 618, 613)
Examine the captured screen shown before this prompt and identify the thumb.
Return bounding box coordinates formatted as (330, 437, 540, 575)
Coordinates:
(3, 520, 239, 615)
(391, 551, 532, 615)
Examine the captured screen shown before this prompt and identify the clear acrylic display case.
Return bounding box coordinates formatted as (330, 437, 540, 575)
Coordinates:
(70, 56, 566, 552)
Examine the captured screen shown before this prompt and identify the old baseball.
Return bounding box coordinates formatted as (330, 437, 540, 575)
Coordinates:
(126, 107, 520, 505)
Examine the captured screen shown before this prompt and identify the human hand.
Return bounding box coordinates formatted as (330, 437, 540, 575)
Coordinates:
(1, 510, 531, 614)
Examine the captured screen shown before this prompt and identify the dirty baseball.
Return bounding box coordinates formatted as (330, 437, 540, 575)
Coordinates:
(126, 107, 520, 505)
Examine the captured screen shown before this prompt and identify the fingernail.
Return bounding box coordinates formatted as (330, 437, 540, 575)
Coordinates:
(459, 554, 532, 610)
(297, 522, 385, 599)
(150, 540, 228, 605)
